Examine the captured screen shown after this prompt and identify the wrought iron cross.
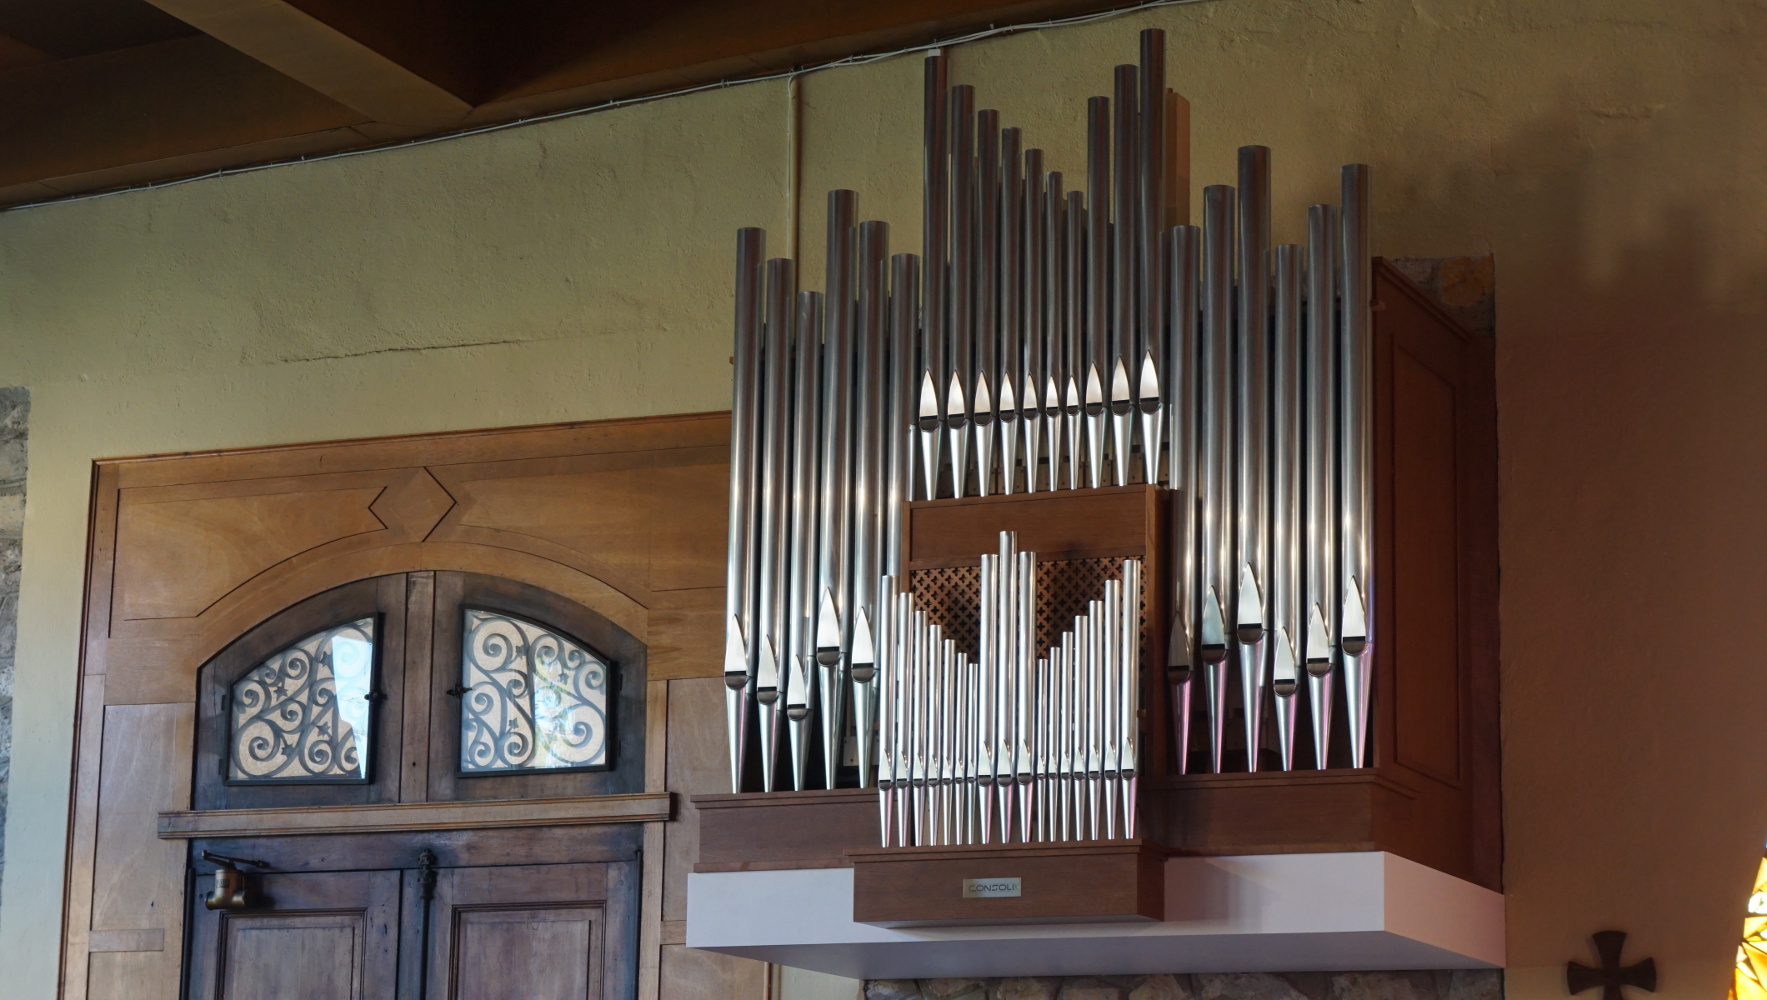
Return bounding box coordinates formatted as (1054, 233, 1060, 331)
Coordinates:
(1567, 930, 1657, 1000)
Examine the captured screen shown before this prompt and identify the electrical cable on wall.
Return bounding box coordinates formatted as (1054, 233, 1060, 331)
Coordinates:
(2, 0, 1221, 214)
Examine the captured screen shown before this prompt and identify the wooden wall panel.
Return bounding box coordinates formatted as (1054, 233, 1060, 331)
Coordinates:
(112, 486, 384, 620)
(648, 590, 723, 680)
(1391, 350, 1463, 784)
(87, 703, 193, 999)
(657, 942, 768, 1000)
(645, 462, 730, 592)
(62, 413, 734, 1000)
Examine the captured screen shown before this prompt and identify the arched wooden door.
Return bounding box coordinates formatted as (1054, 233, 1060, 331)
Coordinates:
(61, 415, 753, 1000)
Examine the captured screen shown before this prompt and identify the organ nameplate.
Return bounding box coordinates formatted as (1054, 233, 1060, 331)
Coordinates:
(962, 877, 1022, 899)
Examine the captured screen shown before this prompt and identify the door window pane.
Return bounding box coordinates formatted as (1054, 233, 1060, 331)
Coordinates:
(460, 609, 610, 774)
(230, 618, 376, 782)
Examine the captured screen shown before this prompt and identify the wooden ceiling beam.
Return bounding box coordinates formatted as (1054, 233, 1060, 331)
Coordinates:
(0, 31, 52, 73)
(138, 0, 471, 127)
(0, 0, 1149, 207)
(482, 0, 1126, 111)
(0, 34, 368, 196)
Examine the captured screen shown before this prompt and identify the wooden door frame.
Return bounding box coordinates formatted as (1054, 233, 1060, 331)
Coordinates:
(62, 413, 728, 1000)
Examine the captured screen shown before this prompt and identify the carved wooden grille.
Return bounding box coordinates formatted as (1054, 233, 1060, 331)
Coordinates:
(908, 557, 1149, 664)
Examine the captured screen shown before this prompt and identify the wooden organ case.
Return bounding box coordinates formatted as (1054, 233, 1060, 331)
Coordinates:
(693, 260, 1498, 923)
(689, 28, 1500, 980)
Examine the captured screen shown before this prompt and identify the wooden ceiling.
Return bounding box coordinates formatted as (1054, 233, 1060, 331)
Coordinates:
(0, 0, 1129, 209)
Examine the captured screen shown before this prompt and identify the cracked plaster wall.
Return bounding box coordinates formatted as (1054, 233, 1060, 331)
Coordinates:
(0, 0, 1761, 998)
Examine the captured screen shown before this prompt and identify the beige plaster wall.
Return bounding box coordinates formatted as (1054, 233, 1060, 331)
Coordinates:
(3, 0, 1765, 997)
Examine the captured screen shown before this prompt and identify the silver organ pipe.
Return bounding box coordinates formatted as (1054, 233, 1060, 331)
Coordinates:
(1235, 145, 1271, 773)
(852, 221, 891, 789)
(1304, 205, 1339, 769)
(1137, 30, 1167, 489)
(1166, 224, 1199, 775)
(725, 228, 765, 793)
(1022, 147, 1046, 496)
(922, 54, 948, 502)
(786, 290, 823, 793)
(1199, 184, 1234, 775)
(817, 191, 856, 790)
(756, 257, 796, 792)
(1110, 64, 1138, 488)
(1339, 163, 1375, 769)
(1270, 245, 1303, 772)
(1000, 126, 1024, 497)
(1063, 186, 1085, 493)
(975, 110, 1001, 499)
(1084, 96, 1110, 491)
(723, 30, 1379, 813)
(885, 253, 918, 582)
(949, 85, 977, 499)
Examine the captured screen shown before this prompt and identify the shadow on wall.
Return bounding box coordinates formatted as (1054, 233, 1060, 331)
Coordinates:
(1463, 46, 1767, 991)
(864, 970, 1503, 1000)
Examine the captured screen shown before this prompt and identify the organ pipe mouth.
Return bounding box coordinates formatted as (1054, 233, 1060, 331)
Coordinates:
(1272, 630, 1299, 697)
(1084, 364, 1105, 415)
(1109, 358, 1133, 415)
(1137, 353, 1161, 412)
(1305, 604, 1334, 677)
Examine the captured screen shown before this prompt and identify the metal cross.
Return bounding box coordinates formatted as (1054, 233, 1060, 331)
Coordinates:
(1567, 930, 1657, 1000)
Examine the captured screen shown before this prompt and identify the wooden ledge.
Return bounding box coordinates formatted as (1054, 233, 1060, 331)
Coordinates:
(691, 788, 876, 809)
(1144, 767, 1420, 798)
(158, 792, 673, 839)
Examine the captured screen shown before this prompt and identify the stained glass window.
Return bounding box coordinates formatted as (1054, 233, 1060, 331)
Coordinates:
(229, 618, 376, 782)
(458, 609, 610, 774)
(1733, 853, 1767, 1000)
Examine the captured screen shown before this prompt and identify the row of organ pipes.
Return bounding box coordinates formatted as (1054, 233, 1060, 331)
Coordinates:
(875, 535, 1144, 846)
(723, 28, 1375, 809)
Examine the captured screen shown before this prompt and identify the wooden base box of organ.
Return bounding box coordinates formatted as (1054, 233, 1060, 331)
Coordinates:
(850, 841, 1167, 926)
(694, 261, 1498, 924)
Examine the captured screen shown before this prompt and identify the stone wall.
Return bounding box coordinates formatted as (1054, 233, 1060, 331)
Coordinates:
(866, 971, 1503, 1000)
(0, 386, 26, 912)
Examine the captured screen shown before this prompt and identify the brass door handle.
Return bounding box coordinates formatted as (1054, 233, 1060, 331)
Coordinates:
(201, 851, 268, 911)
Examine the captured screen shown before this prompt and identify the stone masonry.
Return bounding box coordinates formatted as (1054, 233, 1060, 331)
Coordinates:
(0, 386, 28, 915)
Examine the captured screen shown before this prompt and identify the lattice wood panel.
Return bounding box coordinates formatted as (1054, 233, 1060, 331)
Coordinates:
(908, 557, 1150, 665)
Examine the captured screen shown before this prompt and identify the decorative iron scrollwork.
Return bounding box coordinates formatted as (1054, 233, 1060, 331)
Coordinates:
(228, 617, 376, 782)
(458, 609, 610, 774)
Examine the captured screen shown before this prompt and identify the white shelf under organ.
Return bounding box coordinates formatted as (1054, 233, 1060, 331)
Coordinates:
(686, 852, 1503, 980)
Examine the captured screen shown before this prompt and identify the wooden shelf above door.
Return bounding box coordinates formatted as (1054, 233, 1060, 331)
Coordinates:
(158, 791, 673, 839)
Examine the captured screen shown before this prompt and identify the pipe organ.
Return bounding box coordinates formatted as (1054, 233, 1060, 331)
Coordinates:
(710, 30, 1496, 917)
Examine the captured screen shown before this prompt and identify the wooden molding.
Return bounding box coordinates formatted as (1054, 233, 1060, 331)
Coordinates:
(158, 792, 673, 839)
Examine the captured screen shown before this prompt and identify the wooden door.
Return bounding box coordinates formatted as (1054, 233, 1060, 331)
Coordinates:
(424, 862, 638, 1000)
(183, 870, 400, 1000)
(65, 415, 740, 1000)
